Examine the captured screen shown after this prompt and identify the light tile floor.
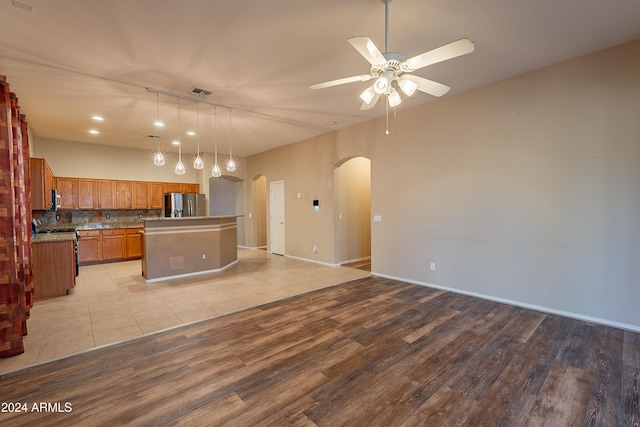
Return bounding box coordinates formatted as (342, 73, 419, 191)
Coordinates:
(0, 249, 369, 374)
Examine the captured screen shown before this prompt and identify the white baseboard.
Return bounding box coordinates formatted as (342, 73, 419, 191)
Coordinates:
(283, 253, 339, 267)
(340, 256, 371, 265)
(372, 271, 640, 333)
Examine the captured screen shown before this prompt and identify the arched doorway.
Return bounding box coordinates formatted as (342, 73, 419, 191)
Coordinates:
(249, 175, 268, 249)
(334, 157, 371, 267)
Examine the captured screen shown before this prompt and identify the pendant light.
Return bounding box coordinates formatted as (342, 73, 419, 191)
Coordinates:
(193, 103, 204, 170)
(211, 106, 221, 177)
(175, 97, 186, 175)
(153, 92, 165, 166)
(226, 108, 236, 172)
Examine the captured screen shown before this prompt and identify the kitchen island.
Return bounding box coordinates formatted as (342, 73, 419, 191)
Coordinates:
(141, 216, 240, 282)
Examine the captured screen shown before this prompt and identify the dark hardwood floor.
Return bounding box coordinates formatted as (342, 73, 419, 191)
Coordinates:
(1, 276, 638, 426)
(342, 259, 371, 272)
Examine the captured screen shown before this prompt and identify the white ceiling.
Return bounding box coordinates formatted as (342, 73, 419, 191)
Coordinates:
(2, 0, 640, 158)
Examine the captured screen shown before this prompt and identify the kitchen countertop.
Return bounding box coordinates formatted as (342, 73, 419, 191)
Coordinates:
(39, 222, 145, 233)
(33, 232, 77, 243)
(144, 215, 242, 221)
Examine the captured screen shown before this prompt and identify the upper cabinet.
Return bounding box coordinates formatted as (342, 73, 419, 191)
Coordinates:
(56, 177, 77, 209)
(115, 181, 132, 209)
(132, 181, 150, 209)
(30, 158, 55, 210)
(50, 177, 199, 211)
(76, 179, 96, 209)
(163, 182, 182, 193)
(96, 180, 116, 209)
(149, 182, 164, 209)
(164, 182, 200, 194)
(183, 183, 200, 193)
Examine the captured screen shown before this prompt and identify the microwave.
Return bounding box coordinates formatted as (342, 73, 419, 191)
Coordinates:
(51, 189, 61, 211)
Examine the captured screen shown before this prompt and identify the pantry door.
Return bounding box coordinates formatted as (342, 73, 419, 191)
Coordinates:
(269, 180, 285, 255)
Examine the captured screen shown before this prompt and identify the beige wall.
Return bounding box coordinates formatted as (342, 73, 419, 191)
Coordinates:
(32, 138, 248, 246)
(335, 157, 371, 264)
(247, 39, 640, 330)
(34, 137, 203, 183)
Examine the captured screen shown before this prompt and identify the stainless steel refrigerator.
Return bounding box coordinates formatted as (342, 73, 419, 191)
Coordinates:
(164, 193, 207, 217)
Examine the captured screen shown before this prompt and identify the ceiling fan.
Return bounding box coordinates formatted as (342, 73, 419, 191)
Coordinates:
(309, 0, 475, 110)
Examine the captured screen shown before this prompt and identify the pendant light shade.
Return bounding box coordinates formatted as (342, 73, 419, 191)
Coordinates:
(175, 98, 186, 175)
(153, 93, 165, 166)
(193, 103, 204, 170)
(211, 106, 222, 177)
(153, 143, 165, 166)
(175, 159, 186, 175)
(226, 108, 236, 172)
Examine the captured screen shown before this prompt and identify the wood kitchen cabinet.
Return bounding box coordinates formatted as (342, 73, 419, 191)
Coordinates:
(164, 182, 200, 194)
(32, 239, 76, 299)
(78, 230, 101, 263)
(30, 158, 55, 210)
(45, 176, 196, 211)
(125, 227, 143, 259)
(102, 229, 126, 260)
(56, 177, 77, 209)
(79, 228, 141, 264)
(149, 182, 164, 209)
(77, 179, 97, 209)
(116, 180, 132, 209)
(133, 181, 150, 209)
(163, 182, 183, 193)
(96, 180, 116, 209)
(183, 183, 200, 193)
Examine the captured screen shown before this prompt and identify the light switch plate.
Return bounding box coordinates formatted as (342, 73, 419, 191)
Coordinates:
(373, 215, 382, 222)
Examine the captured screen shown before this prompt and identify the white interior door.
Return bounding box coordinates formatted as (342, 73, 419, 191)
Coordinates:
(269, 180, 285, 255)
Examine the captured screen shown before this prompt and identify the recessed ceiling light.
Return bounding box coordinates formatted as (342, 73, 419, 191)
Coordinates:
(186, 131, 195, 136)
(172, 140, 180, 145)
(89, 129, 99, 135)
(154, 120, 164, 127)
(92, 115, 104, 121)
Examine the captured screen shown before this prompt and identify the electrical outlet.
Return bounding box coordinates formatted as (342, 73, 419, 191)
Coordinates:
(202, 254, 206, 259)
(106, 213, 110, 219)
(313, 245, 317, 254)
(55, 214, 60, 221)
(430, 262, 436, 271)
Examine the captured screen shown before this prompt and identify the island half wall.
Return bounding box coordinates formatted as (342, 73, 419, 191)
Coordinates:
(141, 216, 240, 282)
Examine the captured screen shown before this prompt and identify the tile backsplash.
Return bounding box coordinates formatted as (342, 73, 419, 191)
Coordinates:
(34, 210, 162, 226)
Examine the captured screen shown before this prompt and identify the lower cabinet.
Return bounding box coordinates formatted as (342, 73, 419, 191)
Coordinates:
(78, 228, 142, 265)
(125, 227, 143, 259)
(32, 239, 76, 299)
(102, 229, 126, 261)
(78, 230, 101, 264)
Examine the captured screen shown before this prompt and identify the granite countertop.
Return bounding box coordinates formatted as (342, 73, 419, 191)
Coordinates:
(74, 222, 144, 230)
(40, 222, 145, 232)
(33, 232, 77, 243)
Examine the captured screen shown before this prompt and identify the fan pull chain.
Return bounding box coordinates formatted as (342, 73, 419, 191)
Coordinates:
(385, 100, 389, 135)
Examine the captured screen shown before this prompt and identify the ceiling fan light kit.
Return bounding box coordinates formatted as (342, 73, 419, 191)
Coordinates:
(310, 0, 475, 130)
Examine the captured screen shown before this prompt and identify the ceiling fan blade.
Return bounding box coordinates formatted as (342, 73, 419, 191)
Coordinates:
(405, 75, 451, 97)
(309, 74, 372, 90)
(360, 93, 381, 110)
(404, 38, 475, 71)
(348, 36, 387, 66)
